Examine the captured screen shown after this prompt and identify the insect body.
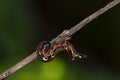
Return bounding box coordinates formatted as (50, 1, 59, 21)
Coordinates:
(36, 41, 86, 62)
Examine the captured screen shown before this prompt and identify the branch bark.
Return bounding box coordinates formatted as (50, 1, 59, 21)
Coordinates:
(0, 0, 120, 79)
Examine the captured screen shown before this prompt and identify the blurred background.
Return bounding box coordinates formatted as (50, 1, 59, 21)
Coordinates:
(0, 0, 120, 80)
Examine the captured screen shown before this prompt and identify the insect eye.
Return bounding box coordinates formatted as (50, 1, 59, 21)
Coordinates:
(43, 43, 51, 50)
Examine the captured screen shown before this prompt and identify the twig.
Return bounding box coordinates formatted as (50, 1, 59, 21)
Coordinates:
(0, 0, 120, 79)
(0, 52, 37, 80)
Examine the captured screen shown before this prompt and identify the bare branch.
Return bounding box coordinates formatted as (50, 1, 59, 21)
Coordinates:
(0, 0, 120, 79)
(0, 52, 37, 80)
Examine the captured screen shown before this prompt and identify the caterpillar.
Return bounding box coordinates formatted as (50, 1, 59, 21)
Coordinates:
(36, 41, 86, 62)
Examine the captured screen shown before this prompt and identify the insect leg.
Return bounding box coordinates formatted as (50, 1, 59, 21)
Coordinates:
(64, 41, 82, 60)
(49, 43, 63, 58)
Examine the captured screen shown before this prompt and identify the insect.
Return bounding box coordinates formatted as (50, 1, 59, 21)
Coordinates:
(36, 40, 86, 62)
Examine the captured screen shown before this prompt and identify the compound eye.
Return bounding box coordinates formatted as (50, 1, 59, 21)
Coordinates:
(43, 43, 51, 50)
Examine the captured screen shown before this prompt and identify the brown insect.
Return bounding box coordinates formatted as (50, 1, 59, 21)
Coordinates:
(36, 40, 86, 62)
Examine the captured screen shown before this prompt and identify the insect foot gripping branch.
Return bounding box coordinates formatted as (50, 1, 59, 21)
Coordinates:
(36, 40, 87, 62)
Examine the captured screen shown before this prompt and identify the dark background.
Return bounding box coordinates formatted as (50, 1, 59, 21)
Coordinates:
(0, 0, 120, 80)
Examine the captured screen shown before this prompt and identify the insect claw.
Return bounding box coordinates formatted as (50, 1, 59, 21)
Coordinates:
(78, 55, 82, 58)
(80, 54, 87, 58)
(72, 58, 75, 61)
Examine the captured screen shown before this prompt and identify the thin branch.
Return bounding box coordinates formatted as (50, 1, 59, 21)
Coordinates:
(0, 0, 120, 79)
(0, 52, 37, 80)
